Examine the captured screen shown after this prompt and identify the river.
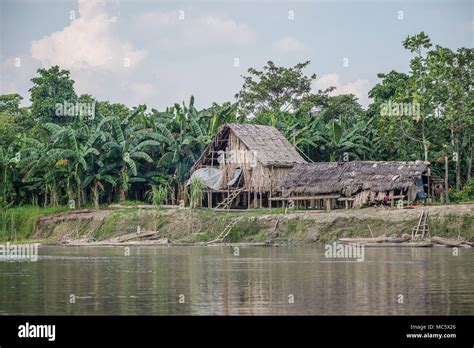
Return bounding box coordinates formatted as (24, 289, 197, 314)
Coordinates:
(0, 245, 472, 315)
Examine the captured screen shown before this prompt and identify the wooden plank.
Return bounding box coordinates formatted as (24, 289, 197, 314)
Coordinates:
(269, 195, 340, 201)
(387, 195, 405, 199)
(339, 236, 386, 243)
(357, 242, 433, 248)
(206, 189, 250, 193)
(115, 230, 159, 242)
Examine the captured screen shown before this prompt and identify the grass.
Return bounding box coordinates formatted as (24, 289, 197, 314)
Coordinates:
(429, 214, 474, 241)
(0, 205, 70, 242)
(118, 200, 144, 206)
(226, 219, 266, 242)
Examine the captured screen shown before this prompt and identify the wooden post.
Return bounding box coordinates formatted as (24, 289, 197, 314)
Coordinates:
(427, 168, 431, 201)
(269, 166, 273, 209)
(269, 187, 273, 209)
(467, 145, 473, 182)
(445, 156, 450, 204)
(325, 198, 331, 211)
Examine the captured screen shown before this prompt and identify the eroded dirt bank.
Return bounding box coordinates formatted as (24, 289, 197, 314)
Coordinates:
(32, 204, 474, 245)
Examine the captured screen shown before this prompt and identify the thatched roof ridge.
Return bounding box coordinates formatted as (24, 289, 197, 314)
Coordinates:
(226, 123, 306, 167)
(280, 160, 430, 196)
(192, 123, 306, 170)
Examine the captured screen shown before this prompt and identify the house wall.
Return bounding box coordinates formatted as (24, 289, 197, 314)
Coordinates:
(215, 131, 291, 193)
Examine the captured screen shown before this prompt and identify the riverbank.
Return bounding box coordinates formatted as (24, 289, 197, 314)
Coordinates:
(1, 203, 472, 245)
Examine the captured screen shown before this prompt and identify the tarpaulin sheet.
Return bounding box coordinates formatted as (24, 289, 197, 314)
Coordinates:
(416, 177, 425, 200)
(190, 167, 223, 190)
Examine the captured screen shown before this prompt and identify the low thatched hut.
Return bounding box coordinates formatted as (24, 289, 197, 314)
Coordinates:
(279, 161, 437, 209)
(190, 123, 306, 209)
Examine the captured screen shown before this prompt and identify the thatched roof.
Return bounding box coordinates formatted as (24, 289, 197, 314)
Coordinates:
(280, 161, 430, 196)
(193, 123, 306, 170)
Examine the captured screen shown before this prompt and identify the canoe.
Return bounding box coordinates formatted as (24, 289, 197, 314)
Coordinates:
(385, 237, 404, 243)
(347, 242, 433, 248)
(431, 236, 467, 247)
(338, 236, 386, 244)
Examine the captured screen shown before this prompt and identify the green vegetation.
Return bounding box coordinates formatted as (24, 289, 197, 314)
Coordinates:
(0, 31, 472, 235)
(189, 177, 205, 208)
(146, 186, 168, 207)
(118, 200, 144, 206)
(0, 205, 69, 241)
(225, 219, 266, 242)
(429, 214, 474, 241)
(450, 179, 474, 202)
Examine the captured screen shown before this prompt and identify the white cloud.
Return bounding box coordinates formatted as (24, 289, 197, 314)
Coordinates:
(313, 73, 371, 107)
(137, 11, 256, 48)
(30, 0, 146, 72)
(127, 82, 159, 106)
(272, 36, 306, 53)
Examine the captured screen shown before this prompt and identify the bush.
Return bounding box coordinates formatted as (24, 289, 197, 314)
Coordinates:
(451, 178, 474, 202)
(146, 185, 168, 207)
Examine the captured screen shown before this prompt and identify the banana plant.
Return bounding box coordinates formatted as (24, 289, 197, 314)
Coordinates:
(100, 116, 161, 201)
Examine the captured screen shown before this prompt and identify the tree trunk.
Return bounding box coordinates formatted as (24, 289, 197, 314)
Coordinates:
(455, 136, 461, 191)
(445, 156, 450, 204)
(44, 185, 48, 208)
(120, 166, 127, 201)
(422, 119, 429, 162)
(467, 145, 473, 182)
(76, 183, 81, 207)
(119, 188, 126, 201)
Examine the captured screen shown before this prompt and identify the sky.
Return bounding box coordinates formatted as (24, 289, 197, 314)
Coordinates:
(0, 0, 472, 109)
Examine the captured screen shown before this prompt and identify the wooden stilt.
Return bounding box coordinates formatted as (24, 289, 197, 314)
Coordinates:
(325, 198, 331, 211)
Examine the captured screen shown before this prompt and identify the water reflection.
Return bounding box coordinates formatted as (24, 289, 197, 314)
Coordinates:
(0, 246, 472, 315)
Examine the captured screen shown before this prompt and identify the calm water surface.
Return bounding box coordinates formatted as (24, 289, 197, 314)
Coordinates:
(0, 246, 473, 315)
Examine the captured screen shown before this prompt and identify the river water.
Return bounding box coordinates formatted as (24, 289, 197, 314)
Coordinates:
(0, 246, 472, 315)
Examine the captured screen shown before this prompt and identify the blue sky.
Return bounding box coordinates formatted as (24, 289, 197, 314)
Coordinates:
(1, 0, 472, 109)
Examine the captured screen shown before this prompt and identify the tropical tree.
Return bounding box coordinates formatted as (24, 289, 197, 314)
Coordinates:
(100, 113, 161, 201)
(29, 66, 77, 124)
(235, 60, 333, 117)
(317, 116, 372, 162)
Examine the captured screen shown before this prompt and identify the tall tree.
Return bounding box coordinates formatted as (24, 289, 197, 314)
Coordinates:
(29, 66, 77, 124)
(235, 60, 332, 117)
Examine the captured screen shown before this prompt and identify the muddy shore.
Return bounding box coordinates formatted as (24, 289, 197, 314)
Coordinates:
(30, 204, 474, 245)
